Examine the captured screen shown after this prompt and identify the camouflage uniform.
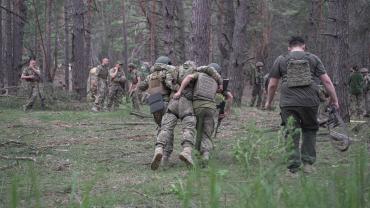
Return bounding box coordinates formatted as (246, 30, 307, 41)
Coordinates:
(107, 67, 126, 111)
(22, 67, 45, 110)
(129, 68, 141, 112)
(87, 67, 98, 103)
(349, 70, 364, 116)
(93, 64, 110, 111)
(139, 63, 151, 104)
(250, 63, 264, 107)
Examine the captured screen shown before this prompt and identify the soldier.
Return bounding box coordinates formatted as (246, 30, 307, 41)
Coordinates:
(139, 62, 151, 104)
(87, 67, 98, 103)
(107, 61, 126, 111)
(265, 36, 339, 176)
(173, 63, 224, 162)
(128, 63, 141, 112)
(250, 62, 264, 108)
(92, 58, 110, 112)
(21, 59, 45, 111)
(360, 68, 369, 117)
(349, 65, 364, 116)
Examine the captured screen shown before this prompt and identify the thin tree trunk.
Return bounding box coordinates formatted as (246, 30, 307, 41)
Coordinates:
(0, 0, 3, 89)
(64, 0, 70, 91)
(5, 0, 12, 89)
(52, 6, 59, 81)
(72, 0, 86, 99)
(44, 0, 52, 82)
(149, 0, 157, 64)
(308, 0, 324, 56)
(175, 0, 186, 62)
(190, 0, 211, 66)
(228, 0, 250, 105)
(85, 0, 92, 69)
(163, 0, 176, 64)
(121, 0, 129, 90)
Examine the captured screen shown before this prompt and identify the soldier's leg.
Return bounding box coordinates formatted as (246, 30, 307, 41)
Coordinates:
(106, 86, 115, 110)
(93, 79, 104, 111)
(131, 90, 141, 111)
(36, 84, 46, 109)
(281, 107, 302, 172)
(24, 86, 38, 110)
(250, 85, 258, 107)
(256, 88, 263, 108)
(200, 108, 216, 159)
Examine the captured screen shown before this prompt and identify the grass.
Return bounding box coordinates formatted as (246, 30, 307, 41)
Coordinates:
(0, 96, 369, 207)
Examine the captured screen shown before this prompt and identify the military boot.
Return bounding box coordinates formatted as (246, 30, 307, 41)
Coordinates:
(179, 147, 194, 167)
(151, 146, 163, 170)
(161, 153, 170, 167)
(91, 106, 99, 112)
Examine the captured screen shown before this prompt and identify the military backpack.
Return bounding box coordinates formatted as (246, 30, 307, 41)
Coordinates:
(286, 54, 312, 88)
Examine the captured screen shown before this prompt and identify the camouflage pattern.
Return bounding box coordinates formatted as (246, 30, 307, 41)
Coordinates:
(93, 64, 110, 111)
(107, 67, 126, 111)
(129, 69, 140, 111)
(286, 59, 312, 87)
(250, 67, 264, 107)
(87, 67, 98, 102)
(22, 67, 45, 110)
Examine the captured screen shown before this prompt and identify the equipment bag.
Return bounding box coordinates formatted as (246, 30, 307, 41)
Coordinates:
(148, 92, 165, 113)
(148, 72, 168, 95)
(193, 73, 218, 101)
(286, 58, 312, 88)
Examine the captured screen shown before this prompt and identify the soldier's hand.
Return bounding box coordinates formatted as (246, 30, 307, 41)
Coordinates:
(217, 85, 223, 93)
(173, 92, 181, 100)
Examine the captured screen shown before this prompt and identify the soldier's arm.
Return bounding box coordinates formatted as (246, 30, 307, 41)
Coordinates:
(173, 74, 196, 99)
(320, 73, 339, 109)
(224, 91, 233, 115)
(21, 69, 33, 80)
(165, 68, 179, 91)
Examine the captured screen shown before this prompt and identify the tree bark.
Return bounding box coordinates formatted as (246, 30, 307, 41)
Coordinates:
(44, 0, 52, 82)
(308, 0, 324, 56)
(228, 0, 250, 106)
(85, 0, 92, 69)
(326, 0, 350, 121)
(121, 0, 129, 91)
(5, 0, 12, 88)
(175, 0, 186, 62)
(64, 0, 70, 91)
(190, 0, 211, 66)
(149, 0, 157, 64)
(71, 0, 86, 99)
(163, 0, 176, 64)
(217, 0, 234, 76)
(0, 0, 3, 89)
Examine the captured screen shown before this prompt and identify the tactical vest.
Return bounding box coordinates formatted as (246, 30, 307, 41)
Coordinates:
(178, 66, 195, 100)
(285, 53, 313, 88)
(97, 65, 109, 79)
(193, 73, 218, 101)
(147, 71, 169, 95)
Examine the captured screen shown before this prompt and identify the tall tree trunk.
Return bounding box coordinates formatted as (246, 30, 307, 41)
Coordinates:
(52, 6, 59, 81)
(5, 0, 12, 89)
(217, 0, 234, 77)
(85, 0, 92, 69)
(163, 0, 176, 64)
(72, 0, 86, 99)
(121, 0, 129, 90)
(10, 0, 26, 91)
(44, 0, 52, 82)
(228, 0, 250, 105)
(175, 0, 186, 62)
(326, 0, 350, 121)
(0, 0, 3, 90)
(149, 0, 157, 64)
(255, 0, 271, 66)
(190, 0, 211, 66)
(64, 0, 70, 91)
(308, 0, 324, 56)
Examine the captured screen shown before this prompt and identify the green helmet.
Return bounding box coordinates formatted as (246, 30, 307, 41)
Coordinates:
(155, 56, 172, 65)
(208, 63, 221, 74)
(128, 63, 137, 69)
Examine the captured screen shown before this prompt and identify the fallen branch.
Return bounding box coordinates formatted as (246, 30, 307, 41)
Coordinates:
(0, 155, 36, 162)
(0, 140, 26, 147)
(81, 122, 154, 126)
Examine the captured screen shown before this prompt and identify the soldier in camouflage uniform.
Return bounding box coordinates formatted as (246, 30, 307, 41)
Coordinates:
(107, 61, 126, 111)
(360, 68, 369, 117)
(128, 63, 141, 112)
(173, 63, 224, 162)
(21, 59, 45, 111)
(92, 58, 110, 112)
(139, 62, 151, 104)
(349, 66, 364, 116)
(87, 67, 98, 103)
(139, 56, 177, 165)
(250, 62, 264, 108)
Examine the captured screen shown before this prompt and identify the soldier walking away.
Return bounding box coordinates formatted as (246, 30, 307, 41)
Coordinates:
(21, 59, 45, 111)
(349, 65, 364, 116)
(107, 61, 126, 111)
(265, 36, 339, 176)
(360, 68, 369, 117)
(87, 67, 98, 103)
(139, 56, 177, 166)
(173, 63, 224, 164)
(128, 63, 141, 112)
(250, 62, 264, 108)
(92, 58, 110, 112)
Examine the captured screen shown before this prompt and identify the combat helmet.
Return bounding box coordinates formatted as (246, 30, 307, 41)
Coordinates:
(360, 68, 369, 73)
(155, 56, 172, 65)
(256, 62, 264, 67)
(208, 63, 221, 74)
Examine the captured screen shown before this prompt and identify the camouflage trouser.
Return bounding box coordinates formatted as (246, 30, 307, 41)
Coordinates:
(250, 84, 263, 107)
(130, 89, 140, 111)
(107, 84, 123, 111)
(156, 97, 196, 151)
(351, 94, 363, 116)
(87, 86, 97, 103)
(94, 78, 108, 110)
(24, 83, 45, 110)
(152, 101, 174, 156)
(194, 107, 217, 154)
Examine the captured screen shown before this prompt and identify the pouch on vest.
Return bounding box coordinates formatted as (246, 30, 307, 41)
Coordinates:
(148, 92, 165, 113)
(193, 73, 218, 101)
(148, 73, 168, 95)
(286, 59, 312, 87)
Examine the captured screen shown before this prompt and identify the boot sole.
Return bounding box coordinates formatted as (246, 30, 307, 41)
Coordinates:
(150, 153, 163, 170)
(179, 154, 194, 167)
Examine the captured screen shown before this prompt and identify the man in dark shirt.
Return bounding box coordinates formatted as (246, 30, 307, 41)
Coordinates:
(265, 36, 339, 175)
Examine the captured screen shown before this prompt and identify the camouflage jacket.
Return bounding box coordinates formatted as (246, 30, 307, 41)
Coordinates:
(22, 66, 41, 83)
(96, 64, 109, 79)
(109, 68, 126, 86)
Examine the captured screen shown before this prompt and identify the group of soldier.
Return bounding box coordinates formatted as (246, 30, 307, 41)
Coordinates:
(349, 66, 370, 117)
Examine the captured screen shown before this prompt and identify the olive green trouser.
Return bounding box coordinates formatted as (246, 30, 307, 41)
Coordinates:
(94, 78, 107, 110)
(195, 107, 217, 154)
(250, 84, 263, 107)
(351, 94, 363, 116)
(25, 83, 45, 109)
(156, 97, 196, 151)
(281, 106, 319, 172)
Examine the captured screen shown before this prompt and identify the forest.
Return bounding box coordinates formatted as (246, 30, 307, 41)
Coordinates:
(0, 0, 369, 207)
